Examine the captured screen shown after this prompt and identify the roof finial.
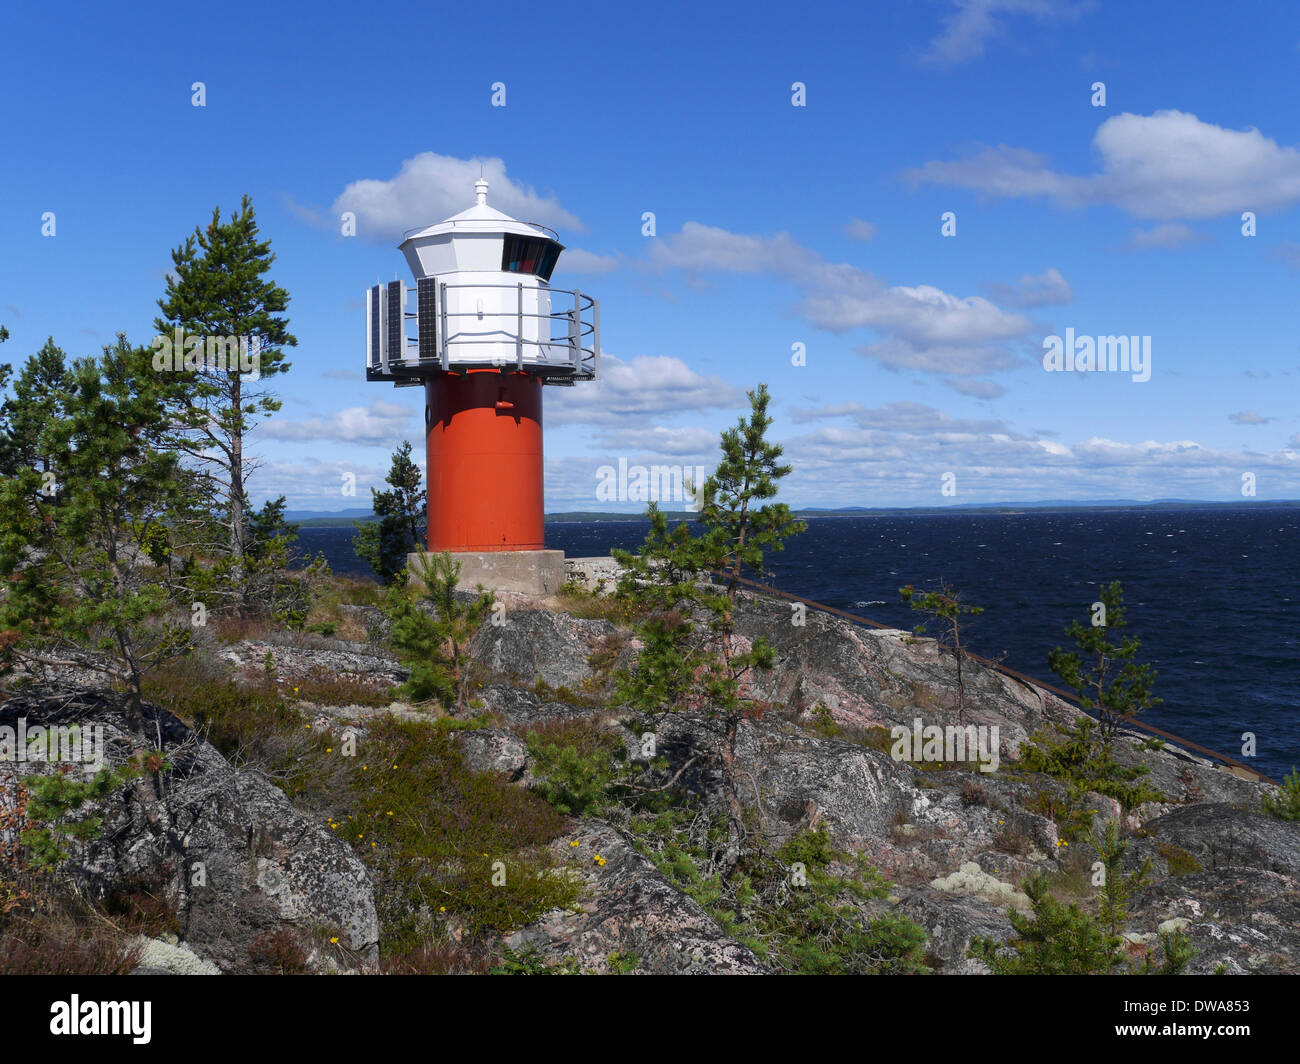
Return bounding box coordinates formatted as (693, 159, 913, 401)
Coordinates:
(475, 177, 488, 206)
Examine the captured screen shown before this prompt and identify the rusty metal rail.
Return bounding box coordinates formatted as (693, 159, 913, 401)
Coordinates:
(720, 571, 1276, 787)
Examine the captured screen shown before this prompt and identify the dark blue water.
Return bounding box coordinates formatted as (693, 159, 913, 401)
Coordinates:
(296, 507, 1300, 780)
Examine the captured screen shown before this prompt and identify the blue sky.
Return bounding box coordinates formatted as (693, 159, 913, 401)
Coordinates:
(2, 0, 1298, 511)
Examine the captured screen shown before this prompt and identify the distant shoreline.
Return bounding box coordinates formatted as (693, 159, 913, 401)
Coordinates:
(291, 498, 1300, 528)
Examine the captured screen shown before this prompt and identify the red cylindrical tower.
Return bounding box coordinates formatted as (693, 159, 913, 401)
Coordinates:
(363, 179, 598, 588)
(425, 370, 544, 551)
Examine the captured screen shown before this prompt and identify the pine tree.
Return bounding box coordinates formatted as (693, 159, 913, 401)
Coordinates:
(244, 496, 329, 630)
(0, 324, 10, 471)
(614, 383, 803, 873)
(384, 552, 493, 712)
(0, 336, 199, 723)
(354, 440, 427, 584)
(899, 581, 984, 724)
(1049, 580, 1160, 743)
(1091, 819, 1151, 938)
(0, 338, 72, 477)
(970, 862, 1193, 975)
(698, 383, 805, 601)
(969, 874, 1121, 974)
(154, 196, 296, 592)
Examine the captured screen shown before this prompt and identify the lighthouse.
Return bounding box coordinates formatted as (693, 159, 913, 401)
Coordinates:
(364, 178, 599, 593)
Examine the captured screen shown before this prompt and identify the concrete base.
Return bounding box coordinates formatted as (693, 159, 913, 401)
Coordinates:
(564, 555, 626, 592)
(407, 549, 567, 597)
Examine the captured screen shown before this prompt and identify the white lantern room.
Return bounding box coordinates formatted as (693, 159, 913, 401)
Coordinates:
(365, 179, 598, 386)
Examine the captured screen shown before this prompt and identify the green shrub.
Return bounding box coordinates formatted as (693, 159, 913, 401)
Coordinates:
(523, 718, 622, 816)
(764, 827, 928, 974)
(1262, 768, 1300, 821)
(970, 874, 1121, 974)
(627, 807, 928, 975)
(143, 660, 354, 810)
(554, 582, 643, 624)
(490, 944, 581, 975)
(606, 950, 639, 974)
(341, 717, 578, 951)
(1024, 788, 1096, 844)
(22, 763, 147, 870)
(1157, 842, 1202, 876)
(384, 553, 493, 711)
(1017, 718, 1165, 813)
(970, 872, 1194, 975)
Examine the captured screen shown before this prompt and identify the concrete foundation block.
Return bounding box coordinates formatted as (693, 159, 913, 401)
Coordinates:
(564, 555, 626, 592)
(407, 549, 567, 597)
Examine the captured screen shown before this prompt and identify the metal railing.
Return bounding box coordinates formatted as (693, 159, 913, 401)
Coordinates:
(374, 281, 598, 384)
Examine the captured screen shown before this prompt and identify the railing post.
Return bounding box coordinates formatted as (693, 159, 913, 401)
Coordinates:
(439, 282, 449, 371)
(516, 282, 524, 370)
(570, 289, 580, 367)
(591, 298, 600, 380)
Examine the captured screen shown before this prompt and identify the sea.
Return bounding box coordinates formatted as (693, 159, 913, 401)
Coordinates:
(294, 505, 1299, 782)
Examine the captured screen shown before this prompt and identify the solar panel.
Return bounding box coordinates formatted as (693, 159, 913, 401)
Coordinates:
(386, 281, 405, 364)
(368, 285, 381, 368)
(417, 278, 438, 362)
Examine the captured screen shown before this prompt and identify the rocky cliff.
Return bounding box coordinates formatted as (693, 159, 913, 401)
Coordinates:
(1, 587, 1294, 974)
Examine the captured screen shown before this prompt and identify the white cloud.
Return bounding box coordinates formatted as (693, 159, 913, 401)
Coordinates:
(836, 284, 1031, 344)
(845, 218, 878, 241)
(647, 222, 1033, 376)
(946, 378, 1007, 399)
(248, 456, 412, 507)
(983, 266, 1073, 307)
(907, 110, 1300, 220)
(646, 223, 809, 275)
(789, 400, 1018, 438)
(921, 0, 1090, 66)
(1229, 410, 1275, 425)
(771, 414, 1300, 508)
(543, 399, 1300, 509)
(1072, 437, 1209, 462)
(556, 248, 621, 275)
(1127, 222, 1205, 250)
(855, 337, 1024, 376)
(331, 153, 582, 242)
(591, 425, 718, 457)
(259, 400, 414, 447)
(547, 353, 745, 427)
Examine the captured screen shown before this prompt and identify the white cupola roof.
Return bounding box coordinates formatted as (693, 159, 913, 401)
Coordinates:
(398, 180, 562, 282)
